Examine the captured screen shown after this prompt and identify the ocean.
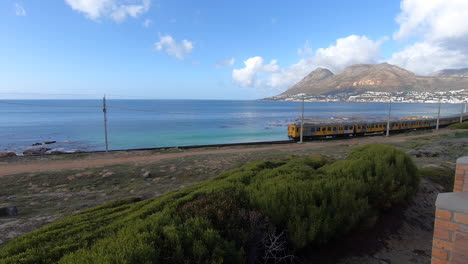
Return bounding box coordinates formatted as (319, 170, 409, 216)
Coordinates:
(0, 100, 464, 154)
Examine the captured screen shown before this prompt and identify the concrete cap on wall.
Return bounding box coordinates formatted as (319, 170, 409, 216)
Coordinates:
(457, 156, 468, 165)
(436, 192, 468, 213)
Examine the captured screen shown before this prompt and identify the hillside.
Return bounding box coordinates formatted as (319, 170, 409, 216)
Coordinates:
(278, 63, 468, 97)
(432, 68, 468, 77)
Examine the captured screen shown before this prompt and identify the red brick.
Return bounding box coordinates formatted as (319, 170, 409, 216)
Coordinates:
(455, 213, 468, 225)
(432, 247, 449, 260)
(435, 219, 458, 231)
(452, 228, 468, 264)
(450, 252, 468, 264)
(433, 238, 453, 250)
(457, 164, 468, 170)
(454, 185, 463, 192)
(431, 257, 449, 264)
(455, 179, 464, 186)
(434, 228, 451, 241)
(455, 175, 464, 181)
(436, 209, 452, 220)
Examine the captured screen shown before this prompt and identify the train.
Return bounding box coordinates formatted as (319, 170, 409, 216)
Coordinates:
(288, 114, 468, 140)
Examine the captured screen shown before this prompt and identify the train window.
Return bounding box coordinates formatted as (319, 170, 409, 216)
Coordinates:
(327, 127, 331, 131)
(333, 127, 336, 131)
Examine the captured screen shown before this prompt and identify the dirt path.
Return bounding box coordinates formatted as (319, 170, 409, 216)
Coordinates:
(0, 130, 455, 177)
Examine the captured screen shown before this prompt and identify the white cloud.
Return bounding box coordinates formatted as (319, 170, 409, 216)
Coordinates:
(390, 0, 468, 74)
(216, 58, 235, 68)
(389, 42, 468, 75)
(394, 0, 468, 42)
(232, 56, 279, 87)
(154, 35, 194, 60)
(15, 3, 26, 16)
(142, 18, 152, 28)
(233, 35, 382, 90)
(65, 0, 151, 22)
(297, 41, 312, 56)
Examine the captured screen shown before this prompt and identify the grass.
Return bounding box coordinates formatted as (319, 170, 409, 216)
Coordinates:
(448, 122, 468, 130)
(448, 122, 468, 129)
(419, 167, 455, 191)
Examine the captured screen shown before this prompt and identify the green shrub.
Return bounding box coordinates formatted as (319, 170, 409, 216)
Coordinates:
(419, 167, 455, 191)
(448, 121, 468, 129)
(0, 144, 419, 264)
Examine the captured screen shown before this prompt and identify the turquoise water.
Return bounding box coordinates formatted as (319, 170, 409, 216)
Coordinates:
(0, 100, 463, 153)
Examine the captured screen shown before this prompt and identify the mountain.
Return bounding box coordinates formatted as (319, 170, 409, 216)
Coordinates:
(431, 68, 468, 77)
(278, 63, 468, 97)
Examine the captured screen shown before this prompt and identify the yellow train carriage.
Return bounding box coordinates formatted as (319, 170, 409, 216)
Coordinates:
(288, 124, 301, 138)
(288, 123, 354, 138)
(288, 114, 467, 141)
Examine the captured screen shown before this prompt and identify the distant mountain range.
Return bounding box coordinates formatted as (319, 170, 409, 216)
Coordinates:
(272, 63, 468, 98)
(431, 68, 468, 77)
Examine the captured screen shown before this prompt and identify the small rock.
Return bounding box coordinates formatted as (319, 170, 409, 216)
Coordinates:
(0, 152, 16, 158)
(32, 142, 42, 146)
(23, 148, 51, 156)
(44, 141, 56, 145)
(50, 150, 66, 155)
(142, 171, 152, 178)
(67, 175, 76, 181)
(0, 206, 18, 217)
(102, 171, 114, 177)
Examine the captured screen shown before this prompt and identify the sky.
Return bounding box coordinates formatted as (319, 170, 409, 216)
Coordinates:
(1, 0, 468, 99)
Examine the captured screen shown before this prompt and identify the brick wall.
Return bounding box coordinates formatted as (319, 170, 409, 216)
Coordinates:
(431, 156, 468, 264)
(454, 157, 468, 193)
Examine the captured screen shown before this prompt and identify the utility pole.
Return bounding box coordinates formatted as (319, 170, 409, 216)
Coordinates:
(300, 95, 305, 143)
(386, 99, 392, 137)
(103, 95, 109, 152)
(461, 102, 465, 123)
(436, 100, 441, 130)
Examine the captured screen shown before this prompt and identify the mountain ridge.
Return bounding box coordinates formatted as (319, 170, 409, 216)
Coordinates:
(431, 68, 468, 77)
(277, 63, 468, 97)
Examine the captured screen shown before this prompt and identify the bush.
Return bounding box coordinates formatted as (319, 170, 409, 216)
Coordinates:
(0, 144, 420, 264)
(448, 121, 468, 129)
(420, 167, 455, 191)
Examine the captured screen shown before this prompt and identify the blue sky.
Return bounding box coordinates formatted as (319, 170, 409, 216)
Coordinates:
(1, 0, 467, 99)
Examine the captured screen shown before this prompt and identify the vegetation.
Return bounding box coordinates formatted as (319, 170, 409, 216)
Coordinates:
(420, 167, 455, 191)
(0, 144, 420, 264)
(448, 121, 468, 129)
